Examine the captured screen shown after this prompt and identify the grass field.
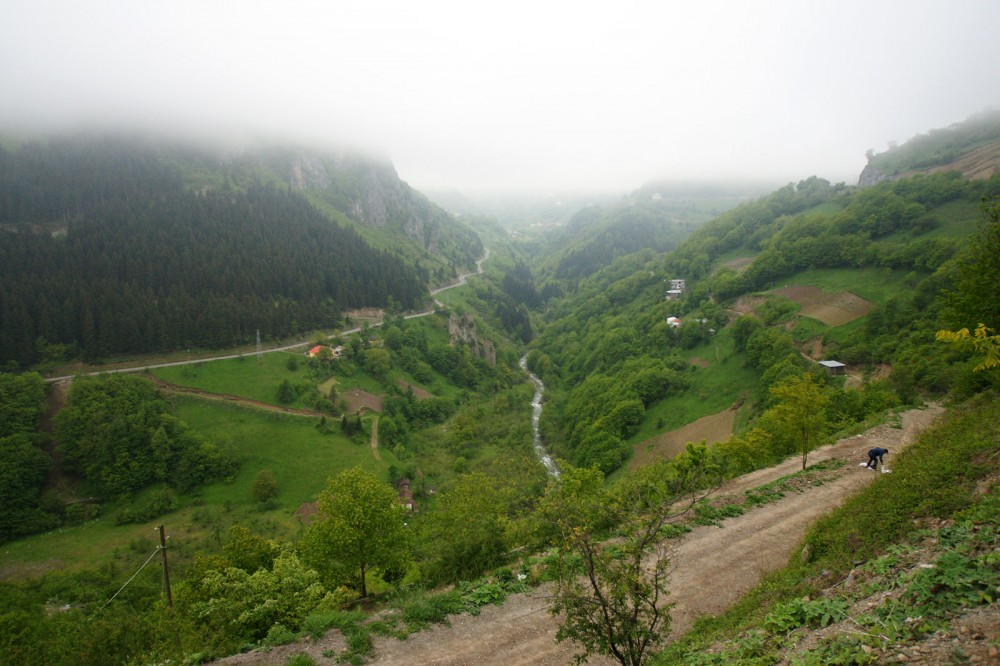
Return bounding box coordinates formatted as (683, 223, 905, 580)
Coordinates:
(634, 333, 757, 440)
(152, 352, 322, 409)
(0, 395, 400, 578)
(172, 396, 396, 508)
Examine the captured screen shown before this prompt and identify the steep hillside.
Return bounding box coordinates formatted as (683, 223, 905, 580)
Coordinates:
(530, 165, 999, 475)
(0, 133, 482, 367)
(860, 108, 1000, 184)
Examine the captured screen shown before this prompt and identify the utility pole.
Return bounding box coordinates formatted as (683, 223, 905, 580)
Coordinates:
(256, 329, 263, 365)
(158, 525, 173, 608)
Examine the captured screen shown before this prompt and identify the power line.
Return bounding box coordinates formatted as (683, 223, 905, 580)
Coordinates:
(95, 546, 162, 614)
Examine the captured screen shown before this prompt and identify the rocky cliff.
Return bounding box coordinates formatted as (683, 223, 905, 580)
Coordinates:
(448, 313, 496, 366)
(857, 161, 889, 187)
(287, 153, 482, 264)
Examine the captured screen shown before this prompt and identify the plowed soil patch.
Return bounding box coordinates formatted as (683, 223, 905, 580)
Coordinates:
(772, 286, 873, 327)
(342, 388, 384, 413)
(630, 409, 737, 470)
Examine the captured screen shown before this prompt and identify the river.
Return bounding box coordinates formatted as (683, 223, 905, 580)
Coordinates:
(519, 354, 560, 478)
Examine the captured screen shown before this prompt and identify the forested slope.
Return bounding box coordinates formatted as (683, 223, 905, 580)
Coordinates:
(0, 134, 482, 367)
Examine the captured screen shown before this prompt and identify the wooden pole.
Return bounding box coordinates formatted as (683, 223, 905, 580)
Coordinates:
(158, 525, 173, 608)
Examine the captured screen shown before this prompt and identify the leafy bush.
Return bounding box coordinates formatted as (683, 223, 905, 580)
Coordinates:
(762, 596, 849, 634)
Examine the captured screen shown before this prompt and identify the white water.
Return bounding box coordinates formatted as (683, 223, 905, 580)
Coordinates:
(519, 355, 560, 478)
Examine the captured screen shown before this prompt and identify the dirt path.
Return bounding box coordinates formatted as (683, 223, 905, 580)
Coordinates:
(149, 376, 325, 418)
(212, 405, 943, 666)
(371, 415, 382, 461)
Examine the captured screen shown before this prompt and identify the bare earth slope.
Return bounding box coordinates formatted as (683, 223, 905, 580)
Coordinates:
(214, 405, 943, 666)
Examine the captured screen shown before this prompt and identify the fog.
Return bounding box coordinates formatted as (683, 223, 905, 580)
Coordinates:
(3, 0, 999, 193)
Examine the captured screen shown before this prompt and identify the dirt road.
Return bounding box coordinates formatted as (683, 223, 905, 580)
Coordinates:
(214, 404, 942, 666)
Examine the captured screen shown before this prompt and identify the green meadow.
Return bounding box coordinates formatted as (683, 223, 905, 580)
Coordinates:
(0, 395, 400, 575)
(171, 396, 398, 508)
(152, 351, 318, 407)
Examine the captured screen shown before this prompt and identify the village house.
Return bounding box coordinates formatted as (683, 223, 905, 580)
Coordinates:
(307, 345, 344, 359)
(665, 278, 686, 301)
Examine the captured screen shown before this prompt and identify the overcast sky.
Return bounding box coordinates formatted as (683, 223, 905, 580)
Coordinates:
(2, 1, 999, 194)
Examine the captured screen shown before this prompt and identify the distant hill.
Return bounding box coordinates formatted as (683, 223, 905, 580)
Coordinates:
(530, 180, 772, 296)
(0, 133, 482, 367)
(860, 108, 1000, 184)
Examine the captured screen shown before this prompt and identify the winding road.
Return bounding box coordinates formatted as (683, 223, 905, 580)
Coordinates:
(45, 250, 490, 383)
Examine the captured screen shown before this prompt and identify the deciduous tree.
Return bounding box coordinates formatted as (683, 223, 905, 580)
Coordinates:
(301, 467, 409, 597)
(768, 374, 829, 470)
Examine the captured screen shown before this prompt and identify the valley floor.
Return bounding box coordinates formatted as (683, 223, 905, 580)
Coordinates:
(213, 404, 944, 666)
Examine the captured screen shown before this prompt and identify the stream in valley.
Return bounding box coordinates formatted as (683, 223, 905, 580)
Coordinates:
(519, 355, 560, 478)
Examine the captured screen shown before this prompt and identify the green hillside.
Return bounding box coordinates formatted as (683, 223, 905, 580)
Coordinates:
(2, 116, 1000, 665)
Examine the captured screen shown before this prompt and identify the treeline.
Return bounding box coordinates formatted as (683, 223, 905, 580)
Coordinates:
(0, 373, 50, 542)
(0, 134, 183, 224)
(0, 183, 426, 366)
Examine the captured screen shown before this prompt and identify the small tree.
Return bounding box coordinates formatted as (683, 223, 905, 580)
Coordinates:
(251, 469, 278, 506)
(768, 373, 829, 470)
(550, 446, 720, 666)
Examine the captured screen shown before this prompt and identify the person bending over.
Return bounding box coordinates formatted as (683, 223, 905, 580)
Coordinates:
(866, 447, 888, 470)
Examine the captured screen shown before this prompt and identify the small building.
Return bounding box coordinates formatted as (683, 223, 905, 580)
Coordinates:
(665, 289, 683, 301)
(669, 279, 686, 291)
(818, 360, 847, 376)
(667, 316, 681, 328)
(397, 479, 416, 512)
(307, 345, 333, 358)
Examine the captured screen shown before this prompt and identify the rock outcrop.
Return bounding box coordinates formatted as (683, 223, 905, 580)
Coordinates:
(857, 161, 889, 187)
(448, 313, 496, 366)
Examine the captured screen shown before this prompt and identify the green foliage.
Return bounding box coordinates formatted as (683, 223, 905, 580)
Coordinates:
(942, 197, 1000, 329)
(530, 464, 615, 548)
(767, 374, 830, 470)
(113, 486, 178, 525)
(251, 469, 279, 506)
(55, 374, 238, 498)
(762, 596, 849, 633)
(223, 524, 280, 573)
(0, 372, 47, 437)
(301, 468, 410, 597)
(187, 551, 326, 643)
(418, 471, 512, 583)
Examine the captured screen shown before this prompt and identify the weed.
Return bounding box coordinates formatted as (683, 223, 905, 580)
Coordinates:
(763, 597, 849, 634)
(284, 654, 317, 666)
(263, 623, 298, 647)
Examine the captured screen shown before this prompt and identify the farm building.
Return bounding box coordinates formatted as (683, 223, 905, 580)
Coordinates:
(818, 360, 847, 376)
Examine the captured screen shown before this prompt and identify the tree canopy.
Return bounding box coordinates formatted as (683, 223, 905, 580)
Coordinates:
(301, 467, 409, 597)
